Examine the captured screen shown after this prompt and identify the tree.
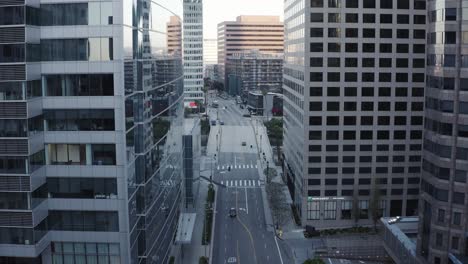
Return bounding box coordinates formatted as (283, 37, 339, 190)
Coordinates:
(369, 181, 382, 232)
(303, 258, 325, 264)
(264, 119, 283, 163)
(212, 81, 224, 94)
(266, 182, 290, 228)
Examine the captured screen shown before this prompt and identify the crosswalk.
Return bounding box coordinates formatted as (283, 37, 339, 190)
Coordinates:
(221, 179, 263, 188)
(217, 164, 258, 170)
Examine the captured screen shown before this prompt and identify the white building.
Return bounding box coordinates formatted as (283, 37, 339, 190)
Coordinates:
(283, 0, 426, 229)
(183, 0, 204, 103)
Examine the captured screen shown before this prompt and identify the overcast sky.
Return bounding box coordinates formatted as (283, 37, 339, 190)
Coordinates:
(203, 0, 284, 39)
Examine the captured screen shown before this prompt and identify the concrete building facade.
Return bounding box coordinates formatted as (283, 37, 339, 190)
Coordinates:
(226, 51, 283, 96)
(0, 0, 185, 263)
(167, 16, 182, 56)
(283, 0, 426, 229)
(417, 1, 468, 264)
(183, 0, 204, 103)
(217, 15, 284, 85)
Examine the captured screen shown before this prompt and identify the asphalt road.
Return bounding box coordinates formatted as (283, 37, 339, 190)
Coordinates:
(209, 95, 285, 264)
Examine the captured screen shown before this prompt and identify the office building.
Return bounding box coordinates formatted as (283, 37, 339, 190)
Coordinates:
(183, 0, 204, 103)
(217, 15, 284, 84)
(417, 1, 468, 264)
(167, 16, 182, 55)
(226, 51, 283, 96)
(283, 0, 426, 229)
(0, 0, 185, 263)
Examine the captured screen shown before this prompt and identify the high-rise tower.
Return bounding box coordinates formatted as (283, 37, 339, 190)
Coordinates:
(417, 1, 468, 263)
(283, 0, 426, 229)
(183, 0, 204, 104)
(0, 1, 185, 263)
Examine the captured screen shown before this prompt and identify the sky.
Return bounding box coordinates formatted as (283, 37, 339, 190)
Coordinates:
(203, 0, 284, 39)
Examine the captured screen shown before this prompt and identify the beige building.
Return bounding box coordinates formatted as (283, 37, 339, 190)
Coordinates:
(167, 16, 182, 55)
(217, 15, 284, 83)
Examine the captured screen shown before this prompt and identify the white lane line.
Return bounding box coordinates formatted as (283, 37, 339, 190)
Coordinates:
(234, 165, 237, 169)
(255, 165, 258, 168)
(248, 180, 251, 187)
(221, 181, 224, 186)
(245, 187, 248, 214)
(234, 180, 237, 187)
(243, 164, 246, 169)
(217, 166, 220, 170)
(222, 166, 224, 170)
(274, 235, 284, 264)
(258, 180, 261, 186)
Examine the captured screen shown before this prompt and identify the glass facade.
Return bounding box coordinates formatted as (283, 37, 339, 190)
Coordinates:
(0, 0, 184, 263)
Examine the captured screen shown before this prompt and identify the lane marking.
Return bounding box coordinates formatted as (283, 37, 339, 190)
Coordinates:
(234, 180, 237, 187)
(235, 190, 257, 264)
(245, 187, 248, 214)
(274, 235, 284, 264)
(244, 180, 247, 186)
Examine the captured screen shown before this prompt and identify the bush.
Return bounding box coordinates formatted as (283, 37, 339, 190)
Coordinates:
(200, 119, 211, 135)
(199, 256, 209, 264)
(168, 256, 175, 264)
(303, 258, 325, 264)
(207, 184, 215, 204)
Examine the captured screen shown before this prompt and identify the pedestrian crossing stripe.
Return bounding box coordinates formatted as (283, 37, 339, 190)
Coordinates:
(221, 180, 263, 188)
(216, 164, 258, 170)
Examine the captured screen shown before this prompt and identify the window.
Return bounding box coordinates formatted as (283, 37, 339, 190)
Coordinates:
(44, 74, 114, 96)
(445, 8, 457, 21)
(359, 200, 369, 219)
(310, 43, 323, 52)
(346, 0, 358, 8)
(328, 28, 341, 37)
(310, 57, 323, 67)
(363, 28, 375, 38)
(328, 43, 341, 52)
(380, 0, 392, 8)
(310, 28, 323, 37)
(451, 236, 459, 250)
(91, 145, 116, 165)
(45, 109, 115, 131)
(310, 13, 324, 22)
(363, 0, 375, 8)
(328, 0, 340, 8)
(324, 201, 337, 219)
(312, 0, 324, 7)
(328, 13, 340, 22)
(307, 201, 320, 220)
(380, 14, 392, 23)
(48, 144, 86, 165)
(41, 2, 113, 26)
(346, 14, 358, 23)
(328, 57, 340, 67)
(341, 201, 352, 219)
(363, 14, 375, 23)
(397, 0, 409, 9)
(453, 212, 462, 225)
(437, 209, 445, 223)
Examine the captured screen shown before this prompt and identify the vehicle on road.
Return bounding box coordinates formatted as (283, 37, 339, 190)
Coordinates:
(242, 113, 251, 117)
(219, 120, 225, 125)
(211, 120, 216, 125)
(212, 101, 219, 108)
(241, 141, 246, 146)
(229, 208, 236, 218)
(240, 105, 244, 109)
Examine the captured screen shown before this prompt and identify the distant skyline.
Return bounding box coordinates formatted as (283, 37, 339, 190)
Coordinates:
(203, 0, 284, 39)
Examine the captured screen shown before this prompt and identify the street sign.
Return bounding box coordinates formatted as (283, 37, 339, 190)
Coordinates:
(227, 257, 237, 263)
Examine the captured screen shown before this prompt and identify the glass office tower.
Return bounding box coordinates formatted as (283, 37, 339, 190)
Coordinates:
(0, 0, 184, 263)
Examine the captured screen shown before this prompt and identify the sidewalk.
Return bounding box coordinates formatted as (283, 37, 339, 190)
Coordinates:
(180, 123, 220, 264)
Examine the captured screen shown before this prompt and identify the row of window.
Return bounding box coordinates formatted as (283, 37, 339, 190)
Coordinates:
(311, 43, 425, 53)
(311, 0, 426, 9)
(423, 159, 467, 183)
(0, 80, 42, 101)
(308, 166, 421, 174)
(310, 115, 423, 126)
(44, 74, 114, 97)
(308, 177, 420, 186)
(309, 155, 421, 163)
(312, 12, 425, 24)
(307, 188, 419, 197)
(0, 151, 45, 174)
(426, 97, 468, 115)
(48, 211, 119, 232)
(311, 72, 424, 83)
(48, 144, 116, 166)
(44, 109, 115, 131)
(309, 144, 422, 152)
(41, 38, 113, 62)
(421, 180, 465, 204)
(310, 86, 424, 97)
(51, 242, 120, 264)
(312, 27, 425, 39)
(309, 101, 424, 112)
(311, 57, 425, 68)
(48, 178, 117, 199)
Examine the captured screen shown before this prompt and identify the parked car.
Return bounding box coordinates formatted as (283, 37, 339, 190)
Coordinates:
(219, 120, 225, 125)
(241, 141, 246, 146)
(211, 120, 216, 125)
(303, 225, 320, 238)
(242, 113, 251, 117)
